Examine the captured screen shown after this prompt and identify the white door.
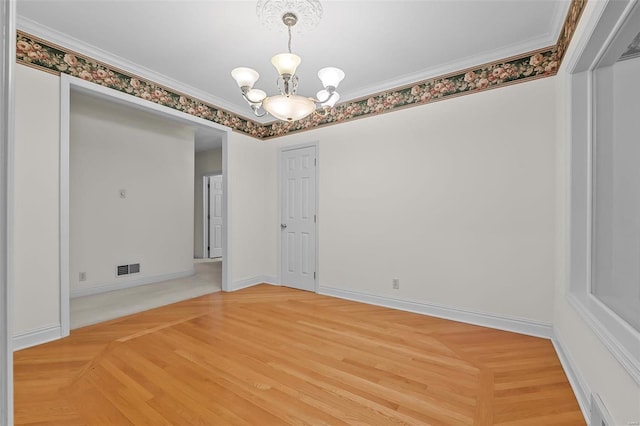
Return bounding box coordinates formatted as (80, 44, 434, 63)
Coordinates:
(281, 146, 316, 291)
(208, 175, 223, 258)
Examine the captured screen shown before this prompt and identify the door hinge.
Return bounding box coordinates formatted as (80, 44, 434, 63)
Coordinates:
(314, 214, 316, 223)
(207, 183, 210, 189)
(314, 272, 316, 280)
(314, 158, 317, 166)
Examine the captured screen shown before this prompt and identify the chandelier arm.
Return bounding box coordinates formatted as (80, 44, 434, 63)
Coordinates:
(240, 90, 268, 117)
(314, 106, 330, 117)
(252, 108, 269, 118)
(240, 91, 258, 105)
(313, 86, 336, 103)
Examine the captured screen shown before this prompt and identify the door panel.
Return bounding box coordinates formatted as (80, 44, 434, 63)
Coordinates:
(208, 175, 223, 258)
(287, 232, 296, 273)
(301, 232, 310, 274)
(287, 179, 296, 219)
(301, 177, 310, 219)
(281, 146, 316, 291)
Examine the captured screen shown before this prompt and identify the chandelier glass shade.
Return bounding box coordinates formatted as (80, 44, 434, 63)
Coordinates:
(263, 94, 317, 122)
(231, 4, 344, 123)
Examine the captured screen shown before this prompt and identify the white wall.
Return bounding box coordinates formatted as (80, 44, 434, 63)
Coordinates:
(553, 2, 640, 423)
(228, 132, 277, 286)
(270, 77, 557, 325)
(194, 147, 222, 258)
(70, 92, 195, 296)
(14, 64, 60, 335)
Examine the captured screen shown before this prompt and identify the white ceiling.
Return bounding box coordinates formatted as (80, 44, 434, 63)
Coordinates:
(17, 0, 570, 123)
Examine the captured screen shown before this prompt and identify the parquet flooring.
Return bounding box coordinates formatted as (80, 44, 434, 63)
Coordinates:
(14, 285, 584, 425)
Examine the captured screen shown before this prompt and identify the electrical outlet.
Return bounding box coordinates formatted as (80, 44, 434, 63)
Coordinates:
(79, 272, 87, 281)
(392, 278, 399, 289)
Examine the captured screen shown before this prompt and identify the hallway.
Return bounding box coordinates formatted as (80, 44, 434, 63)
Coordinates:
(71, 260, 221, 329)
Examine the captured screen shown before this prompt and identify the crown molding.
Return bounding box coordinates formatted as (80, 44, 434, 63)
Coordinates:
(16, 16, 256, 123)
(316, 0, 572, 104)
(339, 40, 552, 103)
(15, 0, 587, 140)
(261, 45, 559, 136)
(341, 27, 567, 105)
(550, 0, 576, 47)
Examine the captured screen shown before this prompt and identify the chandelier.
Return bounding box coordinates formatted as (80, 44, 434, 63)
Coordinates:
(231, 1, 345, 123)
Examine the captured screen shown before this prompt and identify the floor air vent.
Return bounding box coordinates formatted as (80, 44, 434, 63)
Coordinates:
(116, 263, 141, 277)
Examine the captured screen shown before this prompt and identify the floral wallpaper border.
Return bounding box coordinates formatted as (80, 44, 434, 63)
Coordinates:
(15, 0, 587, 140)
(16, 32, 269, 138)
(555, 0, 587, 64)
(263, 47, 559, 138)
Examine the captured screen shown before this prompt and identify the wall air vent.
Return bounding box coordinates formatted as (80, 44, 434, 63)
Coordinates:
(116, 265, 129, 276)
(116, 263, 140, 277)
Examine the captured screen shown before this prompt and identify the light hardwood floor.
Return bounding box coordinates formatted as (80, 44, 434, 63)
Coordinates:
(14, 285, 584, 425)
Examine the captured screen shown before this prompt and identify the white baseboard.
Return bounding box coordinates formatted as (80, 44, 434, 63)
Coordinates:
(551, 330, 591, 424)
(13, 324, 62, 351)
(70, 268, 195, 298)
(318, 286, 553, 339)
(228, 276, 279, 292)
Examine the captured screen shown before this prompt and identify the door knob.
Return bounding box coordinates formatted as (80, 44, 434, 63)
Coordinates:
(281, 224, 287, 229)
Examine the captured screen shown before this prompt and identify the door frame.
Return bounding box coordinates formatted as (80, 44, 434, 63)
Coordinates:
(60, 74, 233, 338)
(278, 141, 319, 292)
(202, 173, 222, 259)
(0, 1, 15, 423)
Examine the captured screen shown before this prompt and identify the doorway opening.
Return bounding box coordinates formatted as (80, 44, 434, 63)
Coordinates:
(61, 75, 231, 333)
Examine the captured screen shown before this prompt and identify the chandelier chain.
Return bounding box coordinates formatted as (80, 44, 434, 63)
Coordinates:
(288, 25, 292, 53)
